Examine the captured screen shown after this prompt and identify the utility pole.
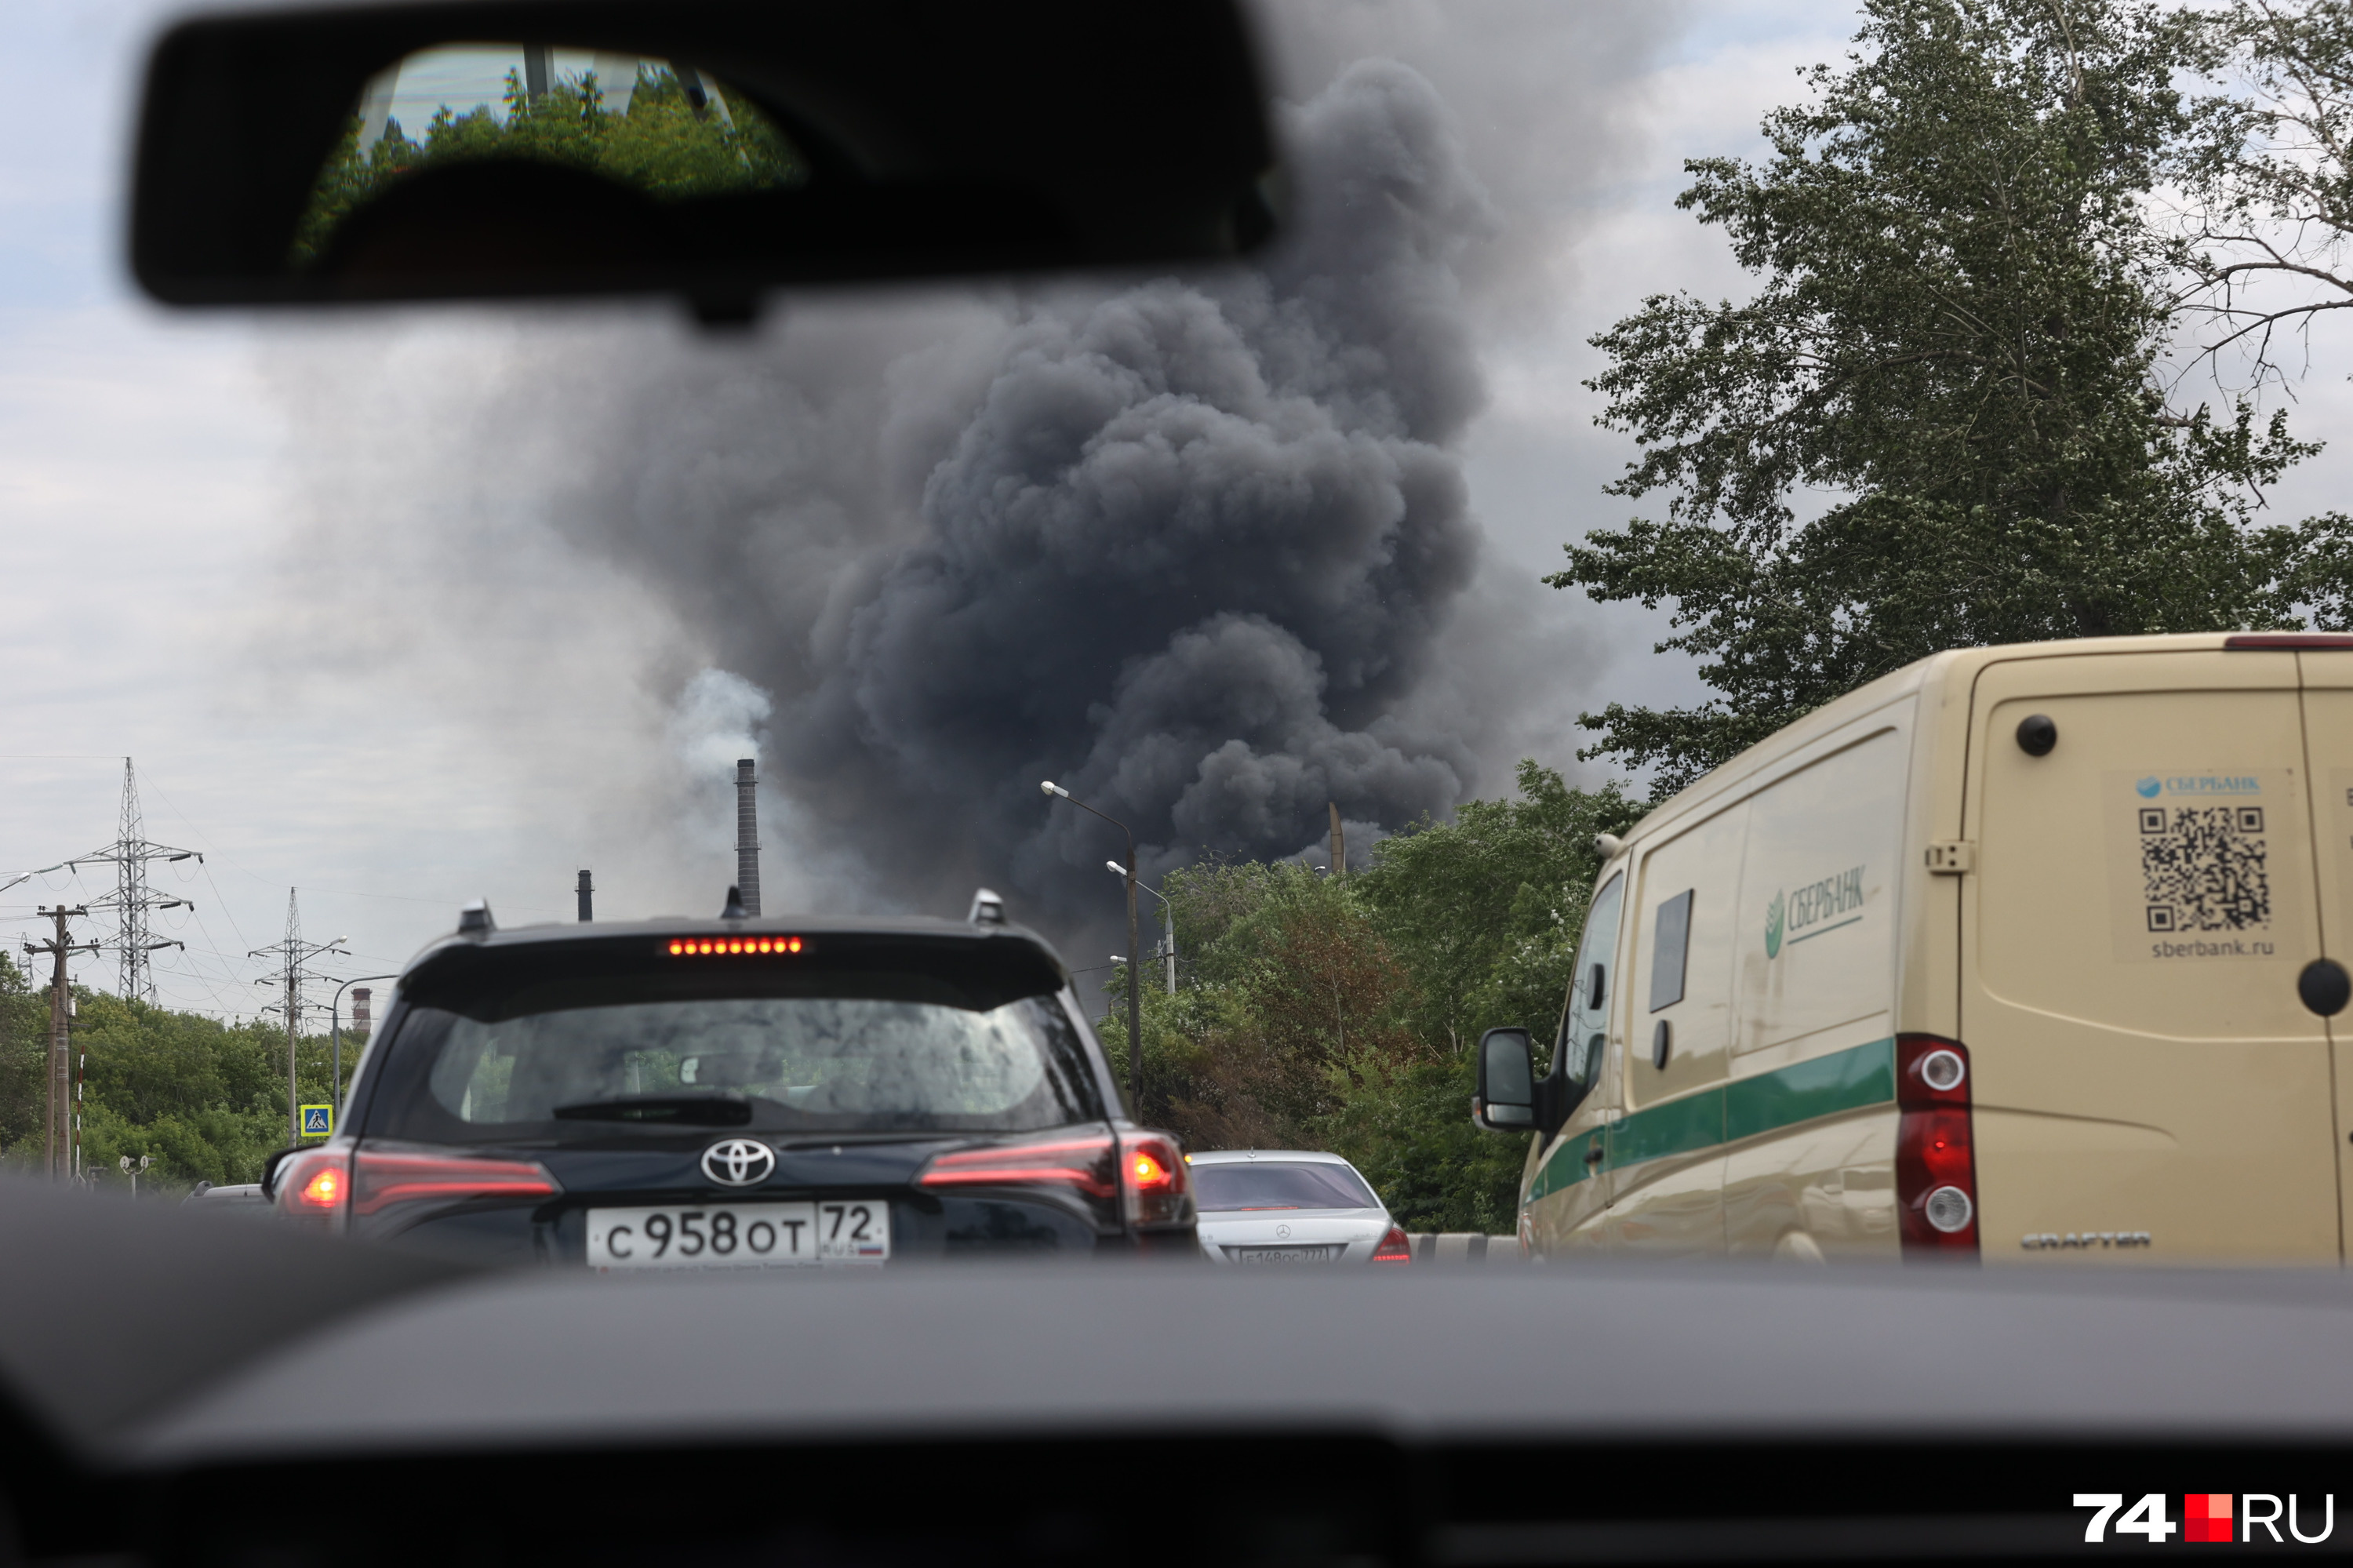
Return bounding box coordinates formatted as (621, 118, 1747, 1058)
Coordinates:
(249, 890, 349, 1147)
(576, 868, 595, 922)
(22, 907, 94, 1181)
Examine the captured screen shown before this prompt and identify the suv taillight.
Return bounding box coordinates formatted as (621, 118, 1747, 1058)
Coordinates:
(278, 1145, 560, 1235)
(351, 1148, 560, 1222)
(1119, 1130, 1192, 1230)
(918, 1133, 1119, 1199)
(1896, 1034, 1977, 1259)
(274, 1148, 351, 1232)
(917, 1128, 1195, 1235)
(1372, 1225, 1412, 1264)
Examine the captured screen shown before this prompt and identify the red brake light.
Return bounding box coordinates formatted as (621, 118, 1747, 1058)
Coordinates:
(669, 936, 802, 956)
(918, 1134, 1118, 1199)
(1119, 1130, 1191, 1229)
(274, 1148, 351, 1230)
(1372, 1225, 1413, 1263)
(916, 1130, 1195, 1232)
(350, 1149, 559, 1219)
(1896, 1035, 1977, 1258)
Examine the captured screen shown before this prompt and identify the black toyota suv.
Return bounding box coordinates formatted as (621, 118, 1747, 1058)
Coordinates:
(264, 892, 1195, 1265)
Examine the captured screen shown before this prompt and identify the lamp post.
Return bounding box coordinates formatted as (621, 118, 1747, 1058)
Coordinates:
(1107, 861, 1175, 995)
(1042, 780, 1143, 1119)
(331, 973, 400, 1124)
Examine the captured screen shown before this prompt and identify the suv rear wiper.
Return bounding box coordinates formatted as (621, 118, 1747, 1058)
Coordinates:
(552, 1096, 754, 1127)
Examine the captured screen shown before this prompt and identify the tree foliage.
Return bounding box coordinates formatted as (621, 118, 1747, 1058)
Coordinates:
(2178, 2, 2353, 378)
(1095, 763, 1630, 1231)
(0, 984, 358, 1194)
(293, 64, 806, 265)
(1555, 0, 2315, 794)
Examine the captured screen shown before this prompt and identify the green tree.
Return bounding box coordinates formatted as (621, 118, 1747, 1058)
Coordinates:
(0, 955, 49, 1159)
(1095, 764, 1636, 1231)
(293, 63, 806, 265)
(1555, 0, 2312, 794)
(1355, 761, 1642, 1057)
(3, 986, 358, 1193)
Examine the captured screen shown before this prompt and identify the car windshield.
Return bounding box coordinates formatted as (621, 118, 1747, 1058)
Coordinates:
(1192, 1162, 1377, 1212)
(373, 991, 1103, 1137)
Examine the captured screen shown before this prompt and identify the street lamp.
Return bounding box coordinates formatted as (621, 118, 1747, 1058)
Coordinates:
(1107, 861, 1175, 995)
(1041, 780, 1143, 1118)
(331, 973, 401, 1125)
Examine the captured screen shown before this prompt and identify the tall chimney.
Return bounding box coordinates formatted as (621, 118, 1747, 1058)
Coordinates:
(1329, 802, 1347, 878)
(735, 759, 762, 916)
(351, 988, 373, 1039)
(576, 868, 595, 922)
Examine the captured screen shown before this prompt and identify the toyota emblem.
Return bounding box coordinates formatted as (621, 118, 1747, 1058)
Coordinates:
(701, 1138, 776, 1188)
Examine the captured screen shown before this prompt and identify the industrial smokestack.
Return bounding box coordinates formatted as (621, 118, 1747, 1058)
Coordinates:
(734, 759, 761, 916)
(351, 988, 372, 1039)
(576, 868, 594, 922)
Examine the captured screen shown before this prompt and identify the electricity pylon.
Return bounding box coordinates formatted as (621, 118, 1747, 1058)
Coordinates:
(250, 890, 347, 1146)
(45, 759, 199, 1004)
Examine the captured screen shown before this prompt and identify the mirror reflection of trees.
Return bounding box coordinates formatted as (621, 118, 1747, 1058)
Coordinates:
(294, 62, 807, 266)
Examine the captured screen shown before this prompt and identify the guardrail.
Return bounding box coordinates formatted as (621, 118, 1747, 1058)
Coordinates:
(1406, 1232, 1522, 1262)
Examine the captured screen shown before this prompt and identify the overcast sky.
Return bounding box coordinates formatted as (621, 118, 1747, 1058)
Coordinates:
(7, 0, 2353, 1020)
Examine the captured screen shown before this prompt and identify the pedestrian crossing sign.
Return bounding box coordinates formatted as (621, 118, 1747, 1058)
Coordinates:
(300, 1104, 333, 1139)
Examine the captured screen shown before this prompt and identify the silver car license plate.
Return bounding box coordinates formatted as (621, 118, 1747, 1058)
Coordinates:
(1234, 1245, 1333, 1264)
(586, 1201, 891, 1269)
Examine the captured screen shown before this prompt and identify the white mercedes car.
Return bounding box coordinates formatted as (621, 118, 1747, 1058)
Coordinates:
(1188, 1150, 1410, 1264)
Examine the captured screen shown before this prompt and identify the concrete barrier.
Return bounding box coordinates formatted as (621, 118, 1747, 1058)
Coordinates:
(1406, 1231, 1522, 1262)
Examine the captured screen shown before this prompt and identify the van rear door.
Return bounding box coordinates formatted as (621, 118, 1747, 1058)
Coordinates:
(2272, 642, 2353, 1257)
(1962, 648, 2337, 1264)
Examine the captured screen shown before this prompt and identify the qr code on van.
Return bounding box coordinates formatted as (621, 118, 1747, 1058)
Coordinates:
(2138, 806, 2271, 933)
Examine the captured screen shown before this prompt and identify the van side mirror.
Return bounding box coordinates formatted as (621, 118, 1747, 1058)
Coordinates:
(1473, 1028, 1536, 1132)
(1586, 962, 1606, 1010)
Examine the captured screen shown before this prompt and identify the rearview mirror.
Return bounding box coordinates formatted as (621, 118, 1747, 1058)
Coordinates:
(1473, 1028, 1535, 1133)
(130, 0, 1277, 320)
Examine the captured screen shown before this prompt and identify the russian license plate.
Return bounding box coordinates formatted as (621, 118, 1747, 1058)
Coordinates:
(1234, 1246, 1333, 1264)
(585, 1201, 891, 1270)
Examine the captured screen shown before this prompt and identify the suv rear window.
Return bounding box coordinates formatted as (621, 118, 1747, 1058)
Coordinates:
(1191, 1162, 1377, 1212)
(365, 933, 1104, 1140)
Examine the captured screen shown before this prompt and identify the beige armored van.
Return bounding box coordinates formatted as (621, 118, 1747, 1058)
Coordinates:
(1472, 631, 2353, 1264)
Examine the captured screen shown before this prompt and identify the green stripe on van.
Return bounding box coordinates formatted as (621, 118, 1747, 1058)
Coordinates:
(1609, 1086, 1725, 1168)
(1526, 1038, 1897, 1202)
(1722, 1037, 1895, 1144)
(1529, 1126, 1605, 1202)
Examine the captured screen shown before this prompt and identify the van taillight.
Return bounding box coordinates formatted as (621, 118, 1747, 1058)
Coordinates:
(1896, 1034, 1977, 1259)
(1372, 1226, 1413, 1264)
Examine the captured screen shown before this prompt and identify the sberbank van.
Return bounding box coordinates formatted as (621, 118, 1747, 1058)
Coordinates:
(1474, 631, 2353, 1264)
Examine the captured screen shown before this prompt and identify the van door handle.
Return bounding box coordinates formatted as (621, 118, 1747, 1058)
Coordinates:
(1583, 1146, 1606, 1165)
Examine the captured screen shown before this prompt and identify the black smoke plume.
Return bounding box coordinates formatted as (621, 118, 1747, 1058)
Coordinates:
(556, 60, 1500, 921)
